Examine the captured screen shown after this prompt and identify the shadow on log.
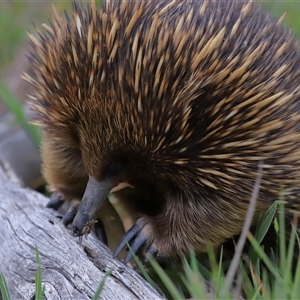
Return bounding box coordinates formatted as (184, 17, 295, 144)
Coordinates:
(0, 160, 163, 300)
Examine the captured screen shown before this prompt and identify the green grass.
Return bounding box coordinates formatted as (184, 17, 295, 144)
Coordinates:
(0, 273, 11, 300)
(35, 247, 44, 300)
(138, 201, 300, 300)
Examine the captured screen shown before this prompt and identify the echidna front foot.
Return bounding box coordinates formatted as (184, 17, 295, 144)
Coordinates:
(46, 193, 80, 226)
(113, 218, 158, 264)
(47, 193, 108, 245)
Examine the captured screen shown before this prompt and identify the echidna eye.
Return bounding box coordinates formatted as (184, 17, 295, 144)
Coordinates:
(105, 162, 123, 176)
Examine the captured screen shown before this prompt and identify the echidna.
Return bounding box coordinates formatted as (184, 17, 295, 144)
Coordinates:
(24, 0, 300, 263)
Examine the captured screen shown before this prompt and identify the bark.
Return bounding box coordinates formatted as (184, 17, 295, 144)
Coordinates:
(0, 160, 163, 300)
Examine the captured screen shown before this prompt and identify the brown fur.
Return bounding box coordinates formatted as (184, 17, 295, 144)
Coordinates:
(25, 0, 300, 257)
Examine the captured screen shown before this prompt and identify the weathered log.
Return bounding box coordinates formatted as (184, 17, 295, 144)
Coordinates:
(0, 160, 163, 300)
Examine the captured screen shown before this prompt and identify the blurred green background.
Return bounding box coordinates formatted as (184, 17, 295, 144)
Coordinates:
(0, 1, 299, 189)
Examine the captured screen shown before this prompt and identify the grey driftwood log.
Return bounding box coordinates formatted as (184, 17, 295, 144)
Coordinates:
(0, 160, 163, 300)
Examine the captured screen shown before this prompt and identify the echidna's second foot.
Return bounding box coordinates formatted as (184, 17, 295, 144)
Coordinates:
(114, 218, 159, 264)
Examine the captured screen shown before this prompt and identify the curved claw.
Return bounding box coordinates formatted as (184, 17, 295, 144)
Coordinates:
(62, 205, 78, 226)
(114, 219, 156, 264)
(47, 194, 109, 245)
(113, 222, 143, 259)
(46, 193, 64, 210)
(95, 219, 108, 245)
(124, 231, 148, 264)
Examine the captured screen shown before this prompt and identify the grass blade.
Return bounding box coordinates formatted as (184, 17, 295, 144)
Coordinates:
(35, 247, 44, 300)
(278, 199, 286, 273)
(92, 269, 112, 300)
(247, 232, 282, 282)
(255, 202, 278, 245)
(0, 273, 11, 300)
(181, 256, 207, 299)
(149, 258, 183, 300)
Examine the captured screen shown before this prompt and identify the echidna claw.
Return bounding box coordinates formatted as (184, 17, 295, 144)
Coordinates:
(46, 193, 64, 210)
(114, 218, 157, 264)
(123, 230, 148, 264)
(113, 222, 143, 259)
(47, 194, 109, 245)
(62, 205, 78, 226)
